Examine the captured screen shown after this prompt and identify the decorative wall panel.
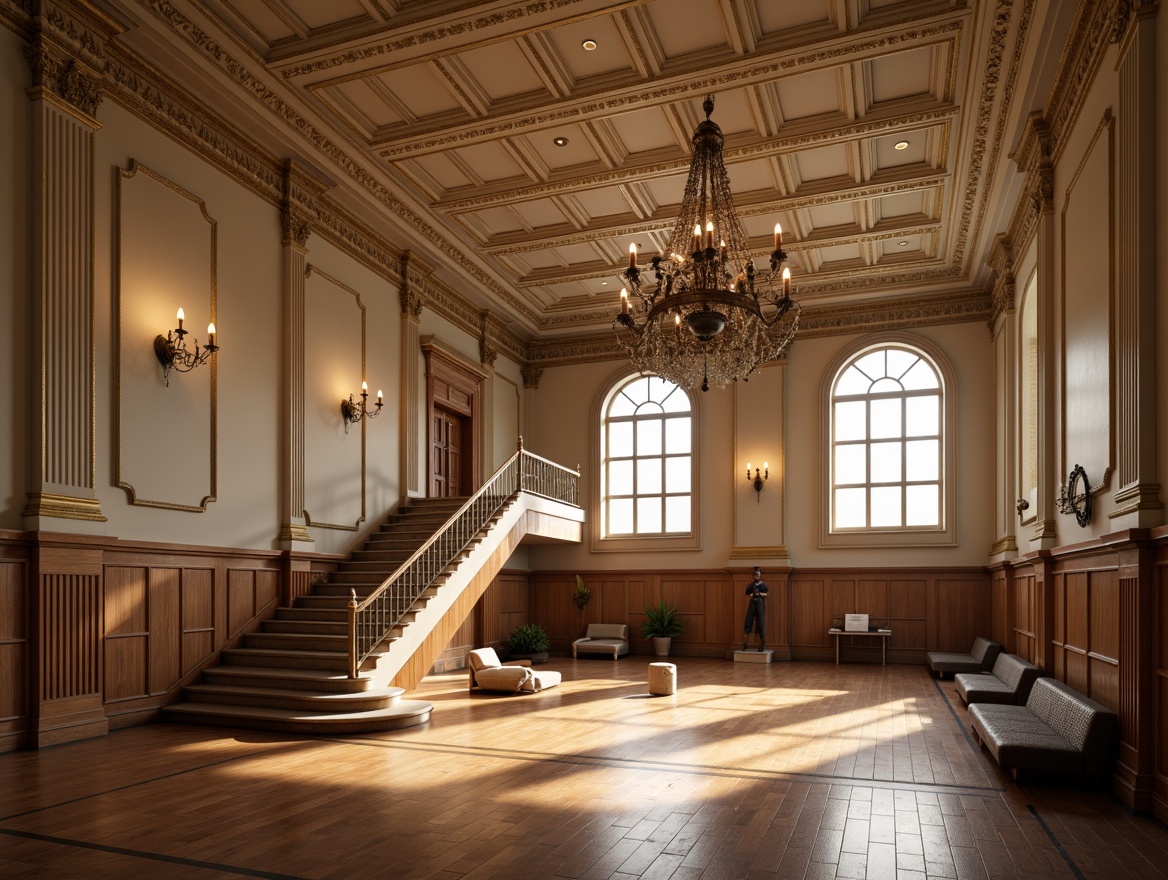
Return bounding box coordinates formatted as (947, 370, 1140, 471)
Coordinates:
(116, 161, 217, 511)
(303, 265, 366, 530)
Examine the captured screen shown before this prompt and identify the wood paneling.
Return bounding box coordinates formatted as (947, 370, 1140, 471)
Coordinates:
(0, 559, 26, 736)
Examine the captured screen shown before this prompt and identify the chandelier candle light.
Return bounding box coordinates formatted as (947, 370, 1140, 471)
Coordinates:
(614, 95, 800, 391)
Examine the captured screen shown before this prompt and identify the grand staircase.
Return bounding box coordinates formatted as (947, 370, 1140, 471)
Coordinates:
(164, 498, 471, 734)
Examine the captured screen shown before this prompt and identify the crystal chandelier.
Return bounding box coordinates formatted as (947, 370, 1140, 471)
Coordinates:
(614, 95, 800, 391)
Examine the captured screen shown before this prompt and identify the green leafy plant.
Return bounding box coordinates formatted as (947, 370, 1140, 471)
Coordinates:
(641, 600, 683, 639)
(572, 575, 591, 611)
(509, 623, 550, 654)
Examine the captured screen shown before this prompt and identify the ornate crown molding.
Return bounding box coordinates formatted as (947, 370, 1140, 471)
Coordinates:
(1046, 0, 1116, 162)
(22, 0, 120, 117)
(281, 159, 330, 249)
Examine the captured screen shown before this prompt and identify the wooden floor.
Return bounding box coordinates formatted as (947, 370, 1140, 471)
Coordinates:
(2, 657, 1166, 879)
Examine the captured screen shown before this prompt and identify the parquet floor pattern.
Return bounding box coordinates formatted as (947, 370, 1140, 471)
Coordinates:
(1, 658, 1166, 879)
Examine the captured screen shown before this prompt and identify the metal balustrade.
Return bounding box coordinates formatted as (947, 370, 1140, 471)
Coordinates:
(347, 440, 580, 678)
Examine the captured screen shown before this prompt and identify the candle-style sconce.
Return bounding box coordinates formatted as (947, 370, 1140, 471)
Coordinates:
(746, 461, 768, 502)
(155, 307, 218, 386)
(341, 381, 383, 433)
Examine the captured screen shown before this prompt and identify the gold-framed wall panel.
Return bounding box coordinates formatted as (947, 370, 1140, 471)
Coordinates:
(302, 263, 366, 531)
(1059, 109, 1115, 500)
(115, 159, 218, 512)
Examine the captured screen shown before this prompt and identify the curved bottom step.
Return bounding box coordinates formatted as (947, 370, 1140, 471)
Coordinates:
(163, 699, 432, 734)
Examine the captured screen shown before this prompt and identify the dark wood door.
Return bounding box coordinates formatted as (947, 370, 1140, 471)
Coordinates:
(431, 408, 465, 497)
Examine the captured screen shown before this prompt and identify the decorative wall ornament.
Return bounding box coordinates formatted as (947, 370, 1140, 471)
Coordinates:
(1056, 464, 1092, 527)
(521, 366, 543, 389)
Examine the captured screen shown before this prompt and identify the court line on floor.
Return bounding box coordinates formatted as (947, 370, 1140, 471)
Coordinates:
(1027, 805, 1087, 879)
(0, 828, 310, 880)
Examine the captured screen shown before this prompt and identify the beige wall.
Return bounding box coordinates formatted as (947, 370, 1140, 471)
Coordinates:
(527, 321, 996, 572)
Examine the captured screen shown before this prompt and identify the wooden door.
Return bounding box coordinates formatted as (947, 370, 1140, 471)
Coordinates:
(431, 408, 465, 497)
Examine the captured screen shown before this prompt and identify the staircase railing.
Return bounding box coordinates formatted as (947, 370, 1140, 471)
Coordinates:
(347, 439, 580, 677)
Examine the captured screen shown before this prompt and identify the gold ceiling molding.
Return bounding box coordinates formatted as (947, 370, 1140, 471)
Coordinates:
(375, 27, 964, 160)
(275, 0, 643, 78)
(1046, 0, 1120, 163)
(961, 0, 1036, 277)
(133, 0, 542, 330)
(502, 220, 939, 262)
(947, 0, 1028, 274)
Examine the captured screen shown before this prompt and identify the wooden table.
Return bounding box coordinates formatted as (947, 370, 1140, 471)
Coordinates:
(828, 628, 892, 666)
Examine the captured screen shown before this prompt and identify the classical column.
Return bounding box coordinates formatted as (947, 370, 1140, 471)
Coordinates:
(1110, 4, 1161, 525)
(399, 251, 426, 499)
(22, 15, 110, 528)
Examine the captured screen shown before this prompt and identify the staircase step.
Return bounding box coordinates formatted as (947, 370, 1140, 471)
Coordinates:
(163, 699, 432, 735)
(183, 682, 406, 712)
(263, 619, 348, 635)
(221, 647, 361, 671)
(275, 606, 349, 622)
(245, 632, 348, 652)
(203, 665, 377, 693)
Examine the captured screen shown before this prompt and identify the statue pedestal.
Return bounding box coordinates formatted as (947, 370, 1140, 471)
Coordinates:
(733, 649, 773, 664)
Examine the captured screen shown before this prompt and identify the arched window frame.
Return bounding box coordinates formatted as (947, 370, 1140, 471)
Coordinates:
(590, 369, 701, 552)
(819, 333, 958, 548)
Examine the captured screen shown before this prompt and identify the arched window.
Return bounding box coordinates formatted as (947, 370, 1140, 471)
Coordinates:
(596, 374, 697, 548)
(824, 338, 955, 546)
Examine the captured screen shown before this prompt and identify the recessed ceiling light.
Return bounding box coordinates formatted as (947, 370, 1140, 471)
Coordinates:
(894, 141, 909, 150)
(898, 240, 909, 247)
(553, 136, 569, 147)
(601, 281, 608, 285)
(582, 39, 597, 51)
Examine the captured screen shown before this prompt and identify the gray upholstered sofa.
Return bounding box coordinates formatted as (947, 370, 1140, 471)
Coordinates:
(955, 653, 1040, 706)
(572, 623, 629, 659)
(925, 636, 1001, 679)
(468, 647, 561, 693)
(969, 677, 1118, 781)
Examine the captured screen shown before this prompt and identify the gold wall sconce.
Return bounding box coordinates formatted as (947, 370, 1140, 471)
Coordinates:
(341, 381, 383, 433)
(746, 461, 768, 502)
(155, 307, 218, 386)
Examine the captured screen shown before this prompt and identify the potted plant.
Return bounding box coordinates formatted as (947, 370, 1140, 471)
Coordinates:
(572, 575, 591, 611)
(508, 623, 550, 664)
(641, 600, 682, 657)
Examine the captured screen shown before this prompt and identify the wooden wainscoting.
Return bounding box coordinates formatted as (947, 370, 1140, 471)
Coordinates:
(790, 568, 990, 665)
(525, 567, 988, 662)
(0, 530, 342, 751)
(0, 534, 29, 753)
(529, 569, 752, 658)
(997, 531, 1157, 816)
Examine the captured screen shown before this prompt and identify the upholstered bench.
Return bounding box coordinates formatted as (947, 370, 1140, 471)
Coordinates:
(969, 678, 1118, 781)
(955, 653, 1040, 706)
(572, 623, 629, 659)
(926, 636, 1001, 679)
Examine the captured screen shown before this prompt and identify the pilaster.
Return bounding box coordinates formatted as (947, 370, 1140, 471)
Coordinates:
(21, 4, 119, 529)
(1110, 6, 1162, 525)
(277, 160, 328, 550)
(400, 251, 429, 499)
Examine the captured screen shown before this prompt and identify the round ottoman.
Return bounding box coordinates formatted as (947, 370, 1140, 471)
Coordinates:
(648, 662, 676, 696)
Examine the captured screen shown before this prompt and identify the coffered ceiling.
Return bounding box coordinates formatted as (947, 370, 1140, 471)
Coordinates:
(113, 0, 1039, 341)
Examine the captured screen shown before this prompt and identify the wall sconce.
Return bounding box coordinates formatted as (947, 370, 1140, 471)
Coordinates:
(1056, 463, 1091, 527)
(746, 461, 768, 502)
(341, 381, 383, 433)
(154, 308, 218, 386)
